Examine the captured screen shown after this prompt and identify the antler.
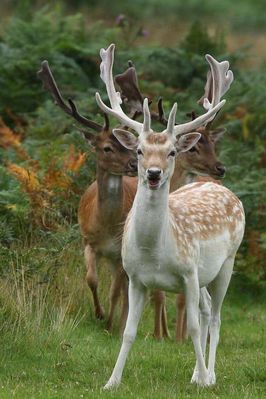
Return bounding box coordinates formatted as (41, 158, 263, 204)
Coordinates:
(198, 54, 234, 125)
(95, 44, 149, 135)
(96, 44, 226, 137)
(115, 62, 168, 126)
(115, 61, 144, 117)
(37, 61, 104, 132)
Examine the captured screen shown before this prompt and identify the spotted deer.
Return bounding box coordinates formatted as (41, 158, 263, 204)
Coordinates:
(37, 61, 138, 332)
(96, 44, 245, 389)
(116, 57, 229, 341)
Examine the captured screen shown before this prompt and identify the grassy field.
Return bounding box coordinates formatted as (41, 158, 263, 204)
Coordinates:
(0, 244, 265, 399)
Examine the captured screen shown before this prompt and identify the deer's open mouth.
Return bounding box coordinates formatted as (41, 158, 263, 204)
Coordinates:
(211, 170, 226, 179)
(147, 176, 161, 189)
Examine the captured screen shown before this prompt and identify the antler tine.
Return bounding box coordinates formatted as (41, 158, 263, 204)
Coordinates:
(37, 61, 102, 132)
(95, 44, 146, 136)
(143, 98, 151, 133)
(155, 98, 168, 126)
(165, 103, 177, 135)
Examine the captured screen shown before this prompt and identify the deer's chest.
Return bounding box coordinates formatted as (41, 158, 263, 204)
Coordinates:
(86, 222, 122, 262)
(97, 238, 121, 261)
(123, 245, 185, 292)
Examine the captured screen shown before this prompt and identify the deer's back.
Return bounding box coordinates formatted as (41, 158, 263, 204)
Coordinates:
(169, 182, 245, 260)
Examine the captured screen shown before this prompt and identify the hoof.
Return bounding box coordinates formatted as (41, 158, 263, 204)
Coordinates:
(103, 378, 120, 390)
(191, 370, 213, 387)
(95, 307, 105, 320)
(207, 371, 216, 385)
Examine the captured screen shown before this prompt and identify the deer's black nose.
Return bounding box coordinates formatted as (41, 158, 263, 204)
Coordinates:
(215, 164, 226, 177)
(128, 159, 138, 171)
(147, 167, 162, 179)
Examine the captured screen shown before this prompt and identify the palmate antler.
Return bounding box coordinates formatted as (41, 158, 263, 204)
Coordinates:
(198, 54, 234, 125)
(115, 61, 144, 118)
(115, 53, 234, 133)
(96, 44, 227, 137)
(37, 61, 108, 133)
(115, 62, 168, 126)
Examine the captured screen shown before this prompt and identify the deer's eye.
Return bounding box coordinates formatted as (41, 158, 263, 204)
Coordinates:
(137, 149, 143, 156)
(103, 146, 113, 153)
(188, 146, 198, 153)
(168, 150, 176, 157)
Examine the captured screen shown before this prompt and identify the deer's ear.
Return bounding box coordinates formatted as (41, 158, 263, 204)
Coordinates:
(209, 127, 226, 143)
(112, 128, 138, 150)
(175, 132, 201, 153)
(77, 128, 97, 147)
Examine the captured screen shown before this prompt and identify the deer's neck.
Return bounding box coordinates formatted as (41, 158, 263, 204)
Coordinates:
(170, 159, 194, 192)
(97, 168, 124, 222)
(130, 180, 171, 249)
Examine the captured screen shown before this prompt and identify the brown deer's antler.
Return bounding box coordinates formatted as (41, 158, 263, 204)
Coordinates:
(115, 62, 168, 126)
(115, 61, 144, 118)
(37, 60, 104, 132)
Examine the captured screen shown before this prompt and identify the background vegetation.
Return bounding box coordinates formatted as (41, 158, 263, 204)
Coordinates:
(0, 1, 265, 397)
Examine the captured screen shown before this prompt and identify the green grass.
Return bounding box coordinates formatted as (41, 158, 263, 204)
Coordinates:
(0, 275, 265, 398)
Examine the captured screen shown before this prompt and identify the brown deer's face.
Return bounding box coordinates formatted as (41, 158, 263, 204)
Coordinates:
(177, 129, 226, 179)
(94, 130, 138, 176)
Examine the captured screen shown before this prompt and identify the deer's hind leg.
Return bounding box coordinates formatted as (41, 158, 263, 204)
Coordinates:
(153, 290, 170, 339)
(176, 293, 187, 342)
(207, 255, 235, 385)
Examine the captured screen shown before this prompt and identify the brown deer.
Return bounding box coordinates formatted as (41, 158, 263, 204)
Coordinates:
(37, 61, 138, 332)
(96, 44, 244, 390)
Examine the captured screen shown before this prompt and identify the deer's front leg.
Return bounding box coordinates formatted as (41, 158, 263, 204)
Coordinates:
(184, 272, 209, 386)
(85, 245, 104, 320)
(119, 273, 129, 335)
(103, 279, 147, 390)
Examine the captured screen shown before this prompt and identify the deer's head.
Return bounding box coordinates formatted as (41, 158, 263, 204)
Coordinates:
(37, 61, 137, 177)
(177, 127, 226, 179)
(112, 102, 201, 190)
(85, 125, 137, 176)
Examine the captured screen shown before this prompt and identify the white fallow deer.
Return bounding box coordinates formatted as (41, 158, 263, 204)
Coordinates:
(37, 61, 138, 332)
(96, 44, 245, 389)
(115, 56, 230, 341)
